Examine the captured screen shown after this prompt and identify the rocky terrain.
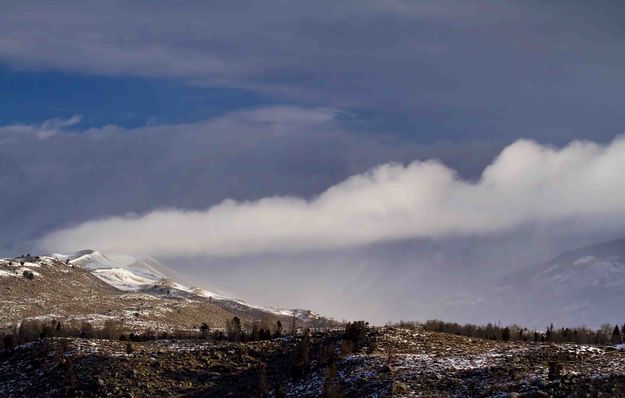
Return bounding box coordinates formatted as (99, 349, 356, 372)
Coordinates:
(1, 325, 625, 397)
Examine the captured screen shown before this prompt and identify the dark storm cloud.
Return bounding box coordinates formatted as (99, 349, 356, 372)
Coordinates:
(2, 1, 625, 141)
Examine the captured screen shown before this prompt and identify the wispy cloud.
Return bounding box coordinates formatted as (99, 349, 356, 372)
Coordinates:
(38, 137, 625, 257)
(0, 115, 81, 140)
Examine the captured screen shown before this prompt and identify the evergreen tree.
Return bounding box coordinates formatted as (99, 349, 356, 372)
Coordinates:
(227, 317, 242, 342)
(251, 323, 260, 341)
(612, 325, 622, 344)
(274, 320, 283, 338)
(545, 324, 554, 342)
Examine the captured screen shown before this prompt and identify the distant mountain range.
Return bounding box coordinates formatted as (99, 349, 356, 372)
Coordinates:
(454, 238, 625, 328)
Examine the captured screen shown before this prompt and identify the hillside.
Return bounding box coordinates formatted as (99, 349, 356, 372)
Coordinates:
(0, 251, 322, 332)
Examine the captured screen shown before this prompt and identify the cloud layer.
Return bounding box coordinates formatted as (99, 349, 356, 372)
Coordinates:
(0, 105, 503, 254)
(39, 137, 625, 257)
(4, 1, 625, 142)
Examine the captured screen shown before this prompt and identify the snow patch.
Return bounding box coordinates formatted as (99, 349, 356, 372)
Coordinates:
(574, 256, 596, 265)
(17, 268, 41, 278)
(92, 268, 160, 291)
(0, 270, 15, 277)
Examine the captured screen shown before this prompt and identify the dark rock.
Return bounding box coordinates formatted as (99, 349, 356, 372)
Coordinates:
(379, 363, 394, 373)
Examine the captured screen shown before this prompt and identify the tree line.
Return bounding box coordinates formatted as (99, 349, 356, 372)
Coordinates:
(400, 319, 625, 345)
(0, 316, 293, 354)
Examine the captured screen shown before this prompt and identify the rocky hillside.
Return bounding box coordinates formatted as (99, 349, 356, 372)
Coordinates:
(0, 251, 321, 332)
(1, 325, 625, 397)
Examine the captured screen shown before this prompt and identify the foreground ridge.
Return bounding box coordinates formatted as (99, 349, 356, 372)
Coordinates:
(1, 325, 625, 397)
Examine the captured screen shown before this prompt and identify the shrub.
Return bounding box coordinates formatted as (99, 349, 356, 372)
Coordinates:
(99, 320, 123, 340)
(343, 321, 369, 353)
(18, 320, 42, 343)
(199, 323, 210, 339)
(80, 322, 95, 339)
(548, 361, 562, 380)
(340, 339, 353, 356)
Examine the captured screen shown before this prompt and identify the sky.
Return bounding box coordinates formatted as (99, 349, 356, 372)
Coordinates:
(2, 1, 625, 324)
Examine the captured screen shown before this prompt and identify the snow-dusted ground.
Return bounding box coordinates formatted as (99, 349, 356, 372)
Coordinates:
(282, 327, 625, 397)
(1, 319, 624, 397)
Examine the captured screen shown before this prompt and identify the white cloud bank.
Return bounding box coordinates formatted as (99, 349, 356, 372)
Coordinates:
(39, 137, 625, 257)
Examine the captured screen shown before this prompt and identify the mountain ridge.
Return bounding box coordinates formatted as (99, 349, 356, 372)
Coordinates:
(0, 250, 324, 331)
(441, 237, 625, 328)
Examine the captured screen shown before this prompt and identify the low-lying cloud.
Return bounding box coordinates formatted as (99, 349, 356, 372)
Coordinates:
(39, 137, 625, 257)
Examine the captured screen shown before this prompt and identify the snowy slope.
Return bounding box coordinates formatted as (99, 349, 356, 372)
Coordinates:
(52, 250, 212, 294)
(90, 268, 161, 291)
(51, 250, 120, 269)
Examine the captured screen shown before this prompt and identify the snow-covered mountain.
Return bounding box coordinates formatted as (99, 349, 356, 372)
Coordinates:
(519, 238, 625, 325)
(526, 238, 625, 289)
(456, 238, 625, 327)
(49, 249, 317, 320)
(0, 249, 322, 331)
